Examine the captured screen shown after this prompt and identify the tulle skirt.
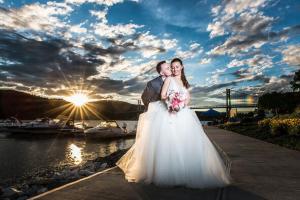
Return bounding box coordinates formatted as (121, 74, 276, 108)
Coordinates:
(116, 101, 232, 188)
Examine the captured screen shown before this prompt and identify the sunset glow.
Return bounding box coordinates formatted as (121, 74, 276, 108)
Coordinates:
(65, 93, 90, 107)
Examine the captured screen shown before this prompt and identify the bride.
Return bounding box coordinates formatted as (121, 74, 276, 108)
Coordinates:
(116, 58, 232, 189)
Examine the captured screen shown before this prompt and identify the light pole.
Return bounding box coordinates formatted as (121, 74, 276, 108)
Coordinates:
(226, 89, 231, 121)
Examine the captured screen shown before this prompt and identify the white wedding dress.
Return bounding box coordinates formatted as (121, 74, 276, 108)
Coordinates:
(116, 77, 231, 188)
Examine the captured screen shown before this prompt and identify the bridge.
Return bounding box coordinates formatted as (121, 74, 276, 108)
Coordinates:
(138, 88, 259, 118)
(190, 88, 258, 118)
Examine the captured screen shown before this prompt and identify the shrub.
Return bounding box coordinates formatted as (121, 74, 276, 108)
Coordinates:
(286, 119, 300, 135)
(258, 118, 300, 136)
(269, 119, 288, 136)
(218, 122, 240, 129)
(258, 118, 271, 130)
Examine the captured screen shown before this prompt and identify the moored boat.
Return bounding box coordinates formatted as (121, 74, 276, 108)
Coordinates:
(0, 118, 86, 136)
(84, 120, 137, 139)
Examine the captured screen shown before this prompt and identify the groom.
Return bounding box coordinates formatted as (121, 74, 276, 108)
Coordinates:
(141, 60, 172, 112)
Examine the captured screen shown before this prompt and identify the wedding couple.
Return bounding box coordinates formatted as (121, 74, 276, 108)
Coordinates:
(116, 58, 231, 188)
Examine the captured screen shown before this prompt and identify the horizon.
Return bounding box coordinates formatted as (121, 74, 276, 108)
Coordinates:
(0, 0, 299, 107)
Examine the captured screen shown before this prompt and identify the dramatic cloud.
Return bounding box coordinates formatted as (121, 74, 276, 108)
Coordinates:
(207, 0, 300, 59)
(175, 42, 203, 60)
(227, 55, 273, 74)
(208, 25, 300, 56)
(0, 30, 102, 86)
(93, 22, 144, 38)
(281, 45, 300, 68)
(207, 0, 268, 38)
(199, 58, 211, 65)
(240, 74, 294, 94)
(0, 2, 73, 34)
(134, 32, 177, 58)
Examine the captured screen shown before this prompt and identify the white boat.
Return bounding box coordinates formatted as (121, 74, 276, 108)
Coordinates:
(0, 117, 23, 134)
(22, 117, 63, 128)
(74, 121, 91, 129)
(1, 117, 65, 135)
(0, 117, 22, 128)
(84, 120, 137, 139)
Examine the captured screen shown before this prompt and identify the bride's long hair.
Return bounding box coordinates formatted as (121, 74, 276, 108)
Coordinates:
(171, 58, 190, 89)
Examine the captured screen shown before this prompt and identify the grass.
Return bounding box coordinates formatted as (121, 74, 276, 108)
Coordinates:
(218, 122, 300, 151)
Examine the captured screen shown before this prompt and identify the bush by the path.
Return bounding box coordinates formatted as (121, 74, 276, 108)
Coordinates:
(258, 118, 300, 136)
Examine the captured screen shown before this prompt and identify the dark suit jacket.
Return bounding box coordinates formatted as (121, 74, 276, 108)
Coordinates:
(141, 76, 164, 112)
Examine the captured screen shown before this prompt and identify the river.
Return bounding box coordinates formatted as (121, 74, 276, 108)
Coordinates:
(0, 134, 135, 184)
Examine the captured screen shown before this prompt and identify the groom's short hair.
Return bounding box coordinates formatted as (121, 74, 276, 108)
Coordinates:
(156, 60, 166, 74)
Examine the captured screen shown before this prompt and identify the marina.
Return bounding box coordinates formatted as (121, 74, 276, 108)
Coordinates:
(0, 118, 138, 139)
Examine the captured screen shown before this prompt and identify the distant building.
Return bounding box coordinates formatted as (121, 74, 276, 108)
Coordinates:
(230, 108, 237, 118)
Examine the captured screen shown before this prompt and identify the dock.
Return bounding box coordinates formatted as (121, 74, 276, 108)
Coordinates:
(29, 126, 300, 200)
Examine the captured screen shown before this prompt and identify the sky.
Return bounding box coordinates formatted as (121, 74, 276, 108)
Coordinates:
(0, 0, 299, 106)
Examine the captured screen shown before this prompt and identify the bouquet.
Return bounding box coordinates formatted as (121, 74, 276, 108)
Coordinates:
(166, 90, 187, 113)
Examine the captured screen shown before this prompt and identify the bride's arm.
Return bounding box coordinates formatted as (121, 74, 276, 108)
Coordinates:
(160, 77, 171, 100)
(184, 89, 191, 106)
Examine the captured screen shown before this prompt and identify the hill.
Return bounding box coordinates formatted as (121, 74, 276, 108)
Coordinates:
(0, 90, 143, 120)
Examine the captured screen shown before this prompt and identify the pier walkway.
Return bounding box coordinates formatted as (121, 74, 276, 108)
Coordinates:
(29, 126, 300, 200)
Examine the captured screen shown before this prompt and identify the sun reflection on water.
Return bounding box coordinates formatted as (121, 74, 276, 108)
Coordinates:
(68, 143, 83, 165)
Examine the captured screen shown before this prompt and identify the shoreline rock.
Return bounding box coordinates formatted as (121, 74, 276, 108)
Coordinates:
(0, 148, 129, 200)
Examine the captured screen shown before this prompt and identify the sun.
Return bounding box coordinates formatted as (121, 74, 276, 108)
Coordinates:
(65, 93, 90, 107)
